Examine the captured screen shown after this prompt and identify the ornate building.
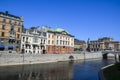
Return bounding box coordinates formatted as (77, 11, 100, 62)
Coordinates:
(21, 27, 46, 54)
(87, 37, 120, 52)
(40, 26, 74, 54)
(0, 11, 23, 52)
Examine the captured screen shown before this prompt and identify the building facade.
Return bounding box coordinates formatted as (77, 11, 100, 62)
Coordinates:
(0, 11, 23, 52)
(41, 26, 74, 54)
(87, 37, 120, 52)
(21, 28, 47, 54)
(74, 39, 86, 51)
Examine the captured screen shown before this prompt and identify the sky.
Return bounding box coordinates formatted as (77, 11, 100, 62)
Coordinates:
(0, 0, 120, 41)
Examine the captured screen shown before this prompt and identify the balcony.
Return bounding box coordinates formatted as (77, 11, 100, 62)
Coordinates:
(40, 43, 45, 46)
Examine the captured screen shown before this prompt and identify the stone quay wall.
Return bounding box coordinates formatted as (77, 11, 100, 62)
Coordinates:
(0, 51, 102, 66)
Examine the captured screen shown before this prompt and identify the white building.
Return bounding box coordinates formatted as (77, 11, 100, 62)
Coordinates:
(39, 26, 74, 54)
(21, 28, 47, 54)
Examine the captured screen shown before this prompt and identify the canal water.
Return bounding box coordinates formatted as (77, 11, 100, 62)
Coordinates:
(0, 58, 115, 80)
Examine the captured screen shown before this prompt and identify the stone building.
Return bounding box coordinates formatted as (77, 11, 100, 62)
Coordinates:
(0, 11, 23, 52)
(87, 37, 120, 52)
(40, 26, 74, 54)
(21, 27, 47, 54)
(74, 39, 86, 51)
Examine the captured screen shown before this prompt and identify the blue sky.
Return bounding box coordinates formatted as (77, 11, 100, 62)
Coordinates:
(0, 0, 120, 41)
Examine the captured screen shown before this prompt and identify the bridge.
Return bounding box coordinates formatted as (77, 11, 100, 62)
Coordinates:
(102, 51, 120, 61)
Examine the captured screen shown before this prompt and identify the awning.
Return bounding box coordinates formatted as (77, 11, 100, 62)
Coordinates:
(8, 46, 13, 49)
(0, 45, 5, 49)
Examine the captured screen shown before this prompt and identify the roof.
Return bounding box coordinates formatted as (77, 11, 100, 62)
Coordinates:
(0, 11, 22, 19)
(42, 26, 74, 37)
(55, 28, 65, 32)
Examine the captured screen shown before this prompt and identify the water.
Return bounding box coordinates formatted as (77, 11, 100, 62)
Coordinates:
(0, 58, 115, 80)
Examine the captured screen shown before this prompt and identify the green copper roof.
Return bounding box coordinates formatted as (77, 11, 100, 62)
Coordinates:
(55, 28, 65, 32)
(41, 26, 75, 37)
(43, 26, 67, 32)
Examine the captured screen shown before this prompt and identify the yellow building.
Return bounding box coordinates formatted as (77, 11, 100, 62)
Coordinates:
(87, 37, 120, 52)
(0, 11, 23, 52)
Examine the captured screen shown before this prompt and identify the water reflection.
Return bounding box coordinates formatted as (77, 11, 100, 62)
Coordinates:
(0, 58, 115, 80)
(0, 61, 74, 80)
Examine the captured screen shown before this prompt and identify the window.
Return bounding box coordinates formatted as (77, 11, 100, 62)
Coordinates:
(68, 42, 69, 45)
(60, 40, 62, 44)
(1, 32, 4, 37)
(23, 37, 25, 42)
(33, 45, 35, 49)
(17, 34, 20, 38)
(57, 40, 59, 44)
(41, 39, 42, 43)
(33, 36, 38, 43)
(17, 41, 19, 44)
(60, 36, 62, 39)
(43, 32, 46, 37)
(2, 25, 5, 30)
(52, 35, 54, 38)
(22, 45, 24, 48)
(26, 37, 28, 42)
(3, 18, 6, 23)
(63, 41, 64, 45)
(11, 25, 14, 31)
(18, 28, 20, 32)
(48, 40, 50, 44)
(48, 34, 50, 38)
(57, 36, 59, 39)
(44, 40, 45, 44)
(66, 41, 67, 45)
(9, 19, 12, 24)
(52, 41, 54, 44)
